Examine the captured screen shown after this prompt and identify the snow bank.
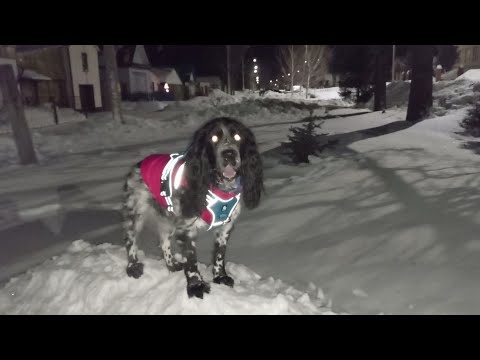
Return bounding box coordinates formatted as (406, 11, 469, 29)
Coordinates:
(0, 240, 336, 315)
(457, 69, 480, 83)
(0, 106, 86, 134)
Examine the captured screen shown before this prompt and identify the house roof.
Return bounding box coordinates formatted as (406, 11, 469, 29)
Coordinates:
(20, 69, 52, 81)
(152, 67, 183, 85)
(16, 45, 100, 53)
(16, 45, 64, 53)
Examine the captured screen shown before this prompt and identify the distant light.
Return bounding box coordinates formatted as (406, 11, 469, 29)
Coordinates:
(253, 58, 257, 62)
(254, 65, 258, 70)
(275, 79, 278, 82)
(305, 60, 307, 63)
(254, 69, 257, 73)
(164, 83, 169, 93)
(288, 73, 290, 76)
(282, 75, 284, 78)
(270, 80, 272, 83)
(297, 70, 300, 73)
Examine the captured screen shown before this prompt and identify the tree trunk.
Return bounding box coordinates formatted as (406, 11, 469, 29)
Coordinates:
(306, 74, 311, 99)
(241, 56, 245, 91)
(226, 45, 231, 94)
(374, 49, 386, 111)
(0, 64, 38, 165)
(104, 45, 124, 124)
(290, 45, 295, 93)
(406, 45, 433, 122)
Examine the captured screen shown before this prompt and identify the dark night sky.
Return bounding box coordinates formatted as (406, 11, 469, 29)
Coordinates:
(146, 45, 278, 79)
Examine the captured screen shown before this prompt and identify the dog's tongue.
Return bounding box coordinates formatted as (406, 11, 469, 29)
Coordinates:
(223, 165, 236, 179)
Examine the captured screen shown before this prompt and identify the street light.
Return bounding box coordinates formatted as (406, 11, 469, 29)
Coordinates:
(253, 58, 257, 62)
(254, 69, 257, 73)
(254, 65, 258, 70)
(288, 73, 290, 76)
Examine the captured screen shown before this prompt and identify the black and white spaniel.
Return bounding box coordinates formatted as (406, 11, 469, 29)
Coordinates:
(123, 117, 264, 298)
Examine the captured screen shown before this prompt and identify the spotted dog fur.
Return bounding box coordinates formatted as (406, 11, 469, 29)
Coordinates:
(123, 117, 264, 299)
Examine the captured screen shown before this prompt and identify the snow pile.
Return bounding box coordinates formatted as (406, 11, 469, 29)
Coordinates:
(261, 87, 353, 107)
(122, 101, 169, 113)
(0, 106, 86, 134)
(457, 69, 480, 83)
(181, 89, 242, 109)
(0, 240, 336, 315)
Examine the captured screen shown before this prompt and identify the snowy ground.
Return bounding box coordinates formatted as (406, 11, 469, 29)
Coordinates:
(1, 79, 480, 314)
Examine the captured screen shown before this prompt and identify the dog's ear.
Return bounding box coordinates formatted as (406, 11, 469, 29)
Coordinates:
(240, 126, 264, 209)
(180, 124, 213, 218)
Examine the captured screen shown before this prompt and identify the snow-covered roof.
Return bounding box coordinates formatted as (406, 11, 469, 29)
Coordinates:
(20, 69, 52, 81)
(152, 67, 183, 85)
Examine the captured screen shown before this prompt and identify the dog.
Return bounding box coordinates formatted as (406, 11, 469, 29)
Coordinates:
(122, 117, 264, 298)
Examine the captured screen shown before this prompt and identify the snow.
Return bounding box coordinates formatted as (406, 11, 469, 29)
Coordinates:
(456, 69, 480, 82)
(0, 240, 336, 315)
(2, 79, 480, 314)
(20, 69, 51, 81)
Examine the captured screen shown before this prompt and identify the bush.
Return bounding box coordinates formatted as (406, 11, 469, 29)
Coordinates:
(281, 119, 335, 164)
(460, 103, 480, 137)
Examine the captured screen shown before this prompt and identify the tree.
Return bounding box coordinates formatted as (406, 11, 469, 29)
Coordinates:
(0, 64, 38, 165)
(372, 45, 389, 111)
(406, 45, 434, 123)
(303, 45, 330, 98)
(330, 45, 373, 103)
(277, 45, 303, 91)
(436, 45, 458, 71)
(104, 45, 124, 124)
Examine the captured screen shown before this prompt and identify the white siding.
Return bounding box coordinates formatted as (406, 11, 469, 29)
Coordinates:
(128, 68, 157, 93)
(68, 45, 102, 110)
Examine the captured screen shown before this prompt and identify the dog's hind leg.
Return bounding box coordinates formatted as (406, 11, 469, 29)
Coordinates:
(123, 164, 150, 279)
(157, 221, 184, 272)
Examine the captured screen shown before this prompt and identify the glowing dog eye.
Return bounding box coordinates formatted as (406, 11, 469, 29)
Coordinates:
(212, 135, 219, 143)
(233, 134, 241, 141)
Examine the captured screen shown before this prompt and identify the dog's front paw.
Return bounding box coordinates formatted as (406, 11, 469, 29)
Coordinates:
(187, 281, 211, 299)
(126, 262, 144, 279)
(213, 275, 234, 288)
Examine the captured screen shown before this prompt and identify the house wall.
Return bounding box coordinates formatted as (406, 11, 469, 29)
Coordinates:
(0, 58, 18, 79)
(457, 45, 480, 70)
(68, 45, 102, 110)
(128, 68, 158, 94)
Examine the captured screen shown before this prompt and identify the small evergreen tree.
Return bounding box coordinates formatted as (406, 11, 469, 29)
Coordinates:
(461, 103, 480, 137)
(282, 120, 333, 164)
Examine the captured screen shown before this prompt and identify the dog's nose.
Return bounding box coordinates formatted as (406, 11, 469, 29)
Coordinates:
(222, 149, 237, 165)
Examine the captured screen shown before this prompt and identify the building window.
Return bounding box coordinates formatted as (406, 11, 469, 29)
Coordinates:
(81, 52, 88, 72)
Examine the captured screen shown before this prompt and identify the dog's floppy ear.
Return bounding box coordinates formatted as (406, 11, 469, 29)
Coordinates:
(180, 123, 213, 218)
(240, 126, 264, 209)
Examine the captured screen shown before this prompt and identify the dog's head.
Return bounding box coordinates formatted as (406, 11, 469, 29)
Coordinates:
(181, 117, 264, 217)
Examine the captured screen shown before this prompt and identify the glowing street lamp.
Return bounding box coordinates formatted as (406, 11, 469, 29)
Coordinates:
(164, 83, 170, 93)
(253, 58, 257, 62)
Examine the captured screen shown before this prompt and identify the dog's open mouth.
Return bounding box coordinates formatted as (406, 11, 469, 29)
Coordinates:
(222, 165, 237, 180)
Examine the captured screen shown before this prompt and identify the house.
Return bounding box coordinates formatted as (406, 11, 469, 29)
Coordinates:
(113, 45, 159, 99)
(196, 76, 223, 96)
(16, 45, 102, 111)
(0, 45, 18, 79)
(455, 45, 480, 72)
(151, 67, 184, 100)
